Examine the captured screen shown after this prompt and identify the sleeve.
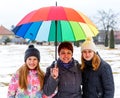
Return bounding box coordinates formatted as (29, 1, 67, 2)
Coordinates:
(43, 63, 59, 96)
(7, 73, 19, 98)
(100, 62, 114, 98)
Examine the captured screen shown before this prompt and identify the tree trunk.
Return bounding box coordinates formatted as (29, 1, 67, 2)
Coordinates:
(104, 32, 108, 47)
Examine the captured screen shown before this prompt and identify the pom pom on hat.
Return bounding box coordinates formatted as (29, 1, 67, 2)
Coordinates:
(24, 45, 40, 62)
(81, 37, 97, 52)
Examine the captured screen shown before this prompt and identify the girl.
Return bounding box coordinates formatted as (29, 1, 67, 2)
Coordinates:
(7, 45, 45, 98)
(81, 37, 114, 98)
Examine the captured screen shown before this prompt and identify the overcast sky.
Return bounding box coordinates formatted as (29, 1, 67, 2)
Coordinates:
(0, 0, 120, 29)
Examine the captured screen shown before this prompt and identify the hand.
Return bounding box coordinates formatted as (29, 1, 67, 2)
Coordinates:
(50, 65, 59, 79)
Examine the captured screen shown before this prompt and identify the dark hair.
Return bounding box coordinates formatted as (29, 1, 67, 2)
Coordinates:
(58, 42, 73, 54)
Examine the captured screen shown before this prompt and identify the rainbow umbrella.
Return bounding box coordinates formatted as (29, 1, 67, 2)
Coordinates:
(12, 6, 99, 60)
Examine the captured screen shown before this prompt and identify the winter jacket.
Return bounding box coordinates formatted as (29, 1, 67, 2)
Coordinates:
(7, 70, 44, 98)
(82, 58, 114, 98)
(43, 59, 82, 98)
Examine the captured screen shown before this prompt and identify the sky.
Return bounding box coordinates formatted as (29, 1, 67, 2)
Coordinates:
(0, 0, 120, 30)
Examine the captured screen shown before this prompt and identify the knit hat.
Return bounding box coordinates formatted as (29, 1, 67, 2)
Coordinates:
(81, 37, 97, 52)
(24, 45, 40, 62)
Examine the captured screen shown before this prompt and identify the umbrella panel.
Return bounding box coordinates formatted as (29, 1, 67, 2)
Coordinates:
(13, 20, 98, 42)
(17, 6, 87, 26)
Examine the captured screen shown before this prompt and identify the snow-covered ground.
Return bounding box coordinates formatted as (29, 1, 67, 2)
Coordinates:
(0, 44, 120, 98)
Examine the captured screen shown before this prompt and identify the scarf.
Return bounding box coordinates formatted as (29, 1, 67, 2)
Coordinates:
(84, 60, 93, 69)
(58, 58, 74, 69)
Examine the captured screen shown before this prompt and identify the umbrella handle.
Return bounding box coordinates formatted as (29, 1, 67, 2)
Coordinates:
(54, 60, 58, 68)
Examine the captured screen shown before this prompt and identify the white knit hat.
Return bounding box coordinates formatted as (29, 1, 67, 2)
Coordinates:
(81, 37, 97, 52)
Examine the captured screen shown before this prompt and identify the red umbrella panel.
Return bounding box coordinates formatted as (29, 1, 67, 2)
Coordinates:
(17, 6, 87, 24)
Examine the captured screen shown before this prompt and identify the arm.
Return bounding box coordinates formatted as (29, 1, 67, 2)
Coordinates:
(100, 62, 114, 98)
(43, 64, 59, 96)
(7, 73, 18, 98)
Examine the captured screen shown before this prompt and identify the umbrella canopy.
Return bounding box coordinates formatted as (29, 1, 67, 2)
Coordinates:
(12, 6, 99, 60)
(13, 6, 99, 42)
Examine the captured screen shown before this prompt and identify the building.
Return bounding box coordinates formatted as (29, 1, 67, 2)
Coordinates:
(97, 30, 120, 44)
(0, 25, 26, 44)
(0, 25, 14, 44)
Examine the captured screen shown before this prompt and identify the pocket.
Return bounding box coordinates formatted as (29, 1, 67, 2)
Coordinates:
(97, 92, 102, 98)
(96, 87, 103, 98)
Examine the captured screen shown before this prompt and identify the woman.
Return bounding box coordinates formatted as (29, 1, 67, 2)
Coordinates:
(43, 41, 82, 98)
(7, 45, 45, 98)
(81, 37, 114, 98)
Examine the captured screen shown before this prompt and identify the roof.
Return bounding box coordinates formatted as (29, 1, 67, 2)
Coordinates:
(0, 25, 13, 35)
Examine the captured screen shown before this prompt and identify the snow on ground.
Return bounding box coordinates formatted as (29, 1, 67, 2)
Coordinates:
(0, 44, 120, 98)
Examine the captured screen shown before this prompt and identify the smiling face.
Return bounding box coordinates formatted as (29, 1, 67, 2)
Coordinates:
(82, 49, 95, 61)
(26, 56, 39, 70)
(59, 48, 73, 63)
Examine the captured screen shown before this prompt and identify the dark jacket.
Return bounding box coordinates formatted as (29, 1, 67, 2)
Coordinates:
(82, 58, 114, 98)
(43, 59, 82, 98)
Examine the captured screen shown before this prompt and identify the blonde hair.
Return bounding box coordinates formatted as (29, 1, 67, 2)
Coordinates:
(81, 53, 101, 71)
(18, 63, 45, 90)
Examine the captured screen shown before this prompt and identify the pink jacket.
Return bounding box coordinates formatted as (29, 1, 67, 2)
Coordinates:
(7, 70, 52, 98)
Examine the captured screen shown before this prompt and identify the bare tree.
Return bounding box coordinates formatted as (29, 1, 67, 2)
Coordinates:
(95, 9, 119, 47)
